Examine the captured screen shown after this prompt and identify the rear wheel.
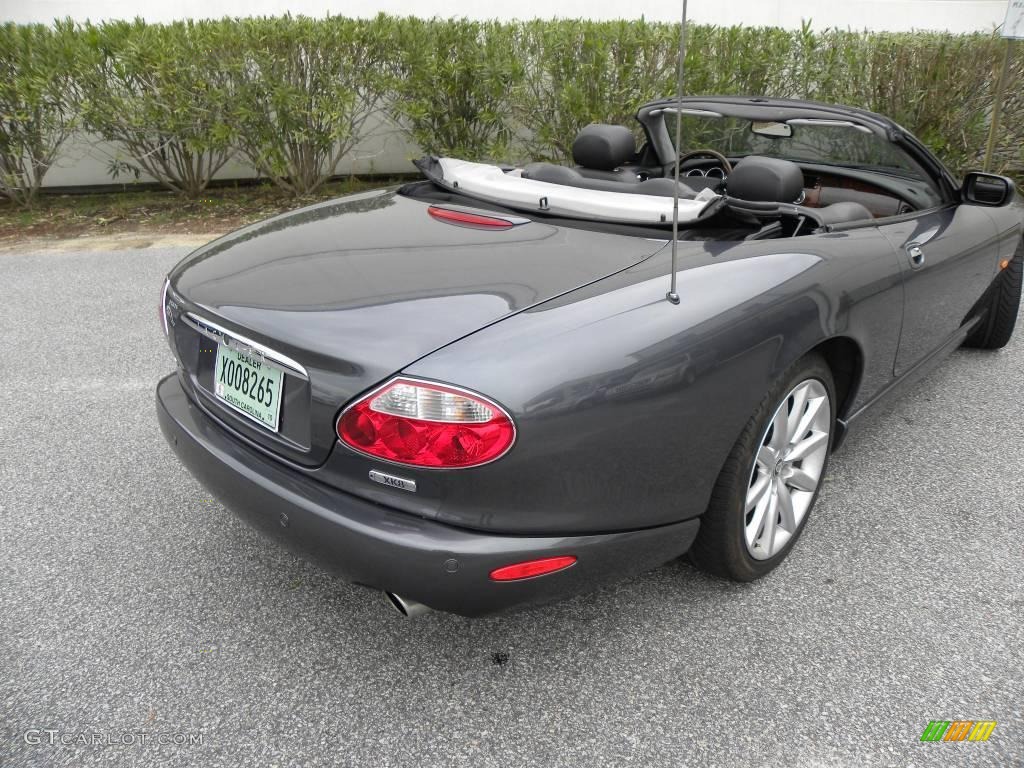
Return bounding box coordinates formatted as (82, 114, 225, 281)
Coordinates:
(689, 354, 835, 581)
(964, 243, 1022, 350)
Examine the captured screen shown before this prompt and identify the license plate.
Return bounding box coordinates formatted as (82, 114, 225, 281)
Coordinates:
(214, 343, 284, 432)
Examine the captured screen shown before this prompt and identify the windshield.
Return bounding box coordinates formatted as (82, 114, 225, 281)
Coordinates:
(666, 113, 925, 178)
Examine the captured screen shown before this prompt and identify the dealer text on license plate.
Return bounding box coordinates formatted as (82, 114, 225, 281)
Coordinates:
(214, 343, 284, 432)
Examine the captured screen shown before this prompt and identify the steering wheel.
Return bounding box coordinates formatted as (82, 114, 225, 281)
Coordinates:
(675, 149, 733, 175)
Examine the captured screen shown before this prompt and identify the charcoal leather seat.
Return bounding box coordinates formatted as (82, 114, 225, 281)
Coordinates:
(521, 163, 695, 197)
(815, 201, 877, 226)
(522, 124, 696, 198)
(726, 155, 872, 226)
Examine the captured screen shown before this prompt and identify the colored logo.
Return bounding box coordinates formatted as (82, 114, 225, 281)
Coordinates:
(920, 720, 996, 742)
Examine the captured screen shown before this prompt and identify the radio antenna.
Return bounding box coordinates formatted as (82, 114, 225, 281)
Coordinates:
(666, 0, 688, 305)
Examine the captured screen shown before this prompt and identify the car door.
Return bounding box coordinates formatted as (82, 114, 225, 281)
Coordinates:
(877, 203, 999, 375)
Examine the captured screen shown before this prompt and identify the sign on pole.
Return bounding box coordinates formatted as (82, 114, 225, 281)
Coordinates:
(983, 2, 1021, 170)
(1004, 0, 1024, 39)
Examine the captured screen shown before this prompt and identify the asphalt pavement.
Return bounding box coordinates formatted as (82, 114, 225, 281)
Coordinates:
(1, 244, 1021, 768)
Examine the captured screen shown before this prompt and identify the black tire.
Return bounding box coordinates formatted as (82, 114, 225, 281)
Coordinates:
(689, 353, 836, 582)
(963, 242, 1022, 350)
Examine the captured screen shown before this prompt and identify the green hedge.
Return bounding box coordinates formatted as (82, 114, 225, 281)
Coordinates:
(225, 16, 395, 195)
(0, 22, 81, 206)
(76, 19, 238, 196)
(0, 15, 1021, 205)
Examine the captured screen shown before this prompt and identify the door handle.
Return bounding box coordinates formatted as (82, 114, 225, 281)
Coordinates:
(907, 244, 925, 269)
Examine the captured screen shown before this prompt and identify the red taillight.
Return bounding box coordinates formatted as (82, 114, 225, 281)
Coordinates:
(427, 206, 515, 230)
(490, 556, 577, 581)
(337, 378, 516, 468)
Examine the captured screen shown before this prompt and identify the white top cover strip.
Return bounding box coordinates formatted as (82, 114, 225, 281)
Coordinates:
(436, 158, 718, 225)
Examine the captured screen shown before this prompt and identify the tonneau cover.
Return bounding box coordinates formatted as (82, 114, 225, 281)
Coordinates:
(416, 156, 721, 225)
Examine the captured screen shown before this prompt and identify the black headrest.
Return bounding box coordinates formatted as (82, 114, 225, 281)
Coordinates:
(727, 156, 803, 203)
(572, 124, 636, 171)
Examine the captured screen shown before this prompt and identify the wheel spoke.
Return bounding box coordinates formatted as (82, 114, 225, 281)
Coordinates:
(786, 383, 811, 441)
(776, 479, 796, 532)
(746, 486, 771, 545)
(791, 395, 826, 445)
(745, 473, 771, 513)
(769, 402, 789, 451)
(757, 445, 776, 470)
(786, 430, 828, 462)
(760, 491, 778, 554)
(785, 466, 819, 492)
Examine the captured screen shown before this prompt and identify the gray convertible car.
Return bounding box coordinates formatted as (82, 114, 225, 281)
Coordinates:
(157, 96, 1023, 617)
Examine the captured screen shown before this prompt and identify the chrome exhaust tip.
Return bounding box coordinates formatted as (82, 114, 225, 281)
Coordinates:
(384, 592, 431, 618)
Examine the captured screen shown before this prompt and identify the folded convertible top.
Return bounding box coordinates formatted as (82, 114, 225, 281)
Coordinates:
(415, 157, 722, 226)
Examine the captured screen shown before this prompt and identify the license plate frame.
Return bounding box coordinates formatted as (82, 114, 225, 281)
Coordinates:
(214, 342, 285, 433)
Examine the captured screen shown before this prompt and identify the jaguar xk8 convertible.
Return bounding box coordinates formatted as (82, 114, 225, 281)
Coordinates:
(157, 96, 1023, 617)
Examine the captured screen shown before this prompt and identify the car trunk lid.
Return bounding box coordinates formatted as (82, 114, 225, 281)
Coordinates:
(167, 189, 667, 466)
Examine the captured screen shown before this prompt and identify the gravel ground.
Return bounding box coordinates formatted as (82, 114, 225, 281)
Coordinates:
(1, 245, 1021, 768)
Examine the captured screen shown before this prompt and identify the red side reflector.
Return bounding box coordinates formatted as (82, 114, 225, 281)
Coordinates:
(489, 556, 577, 582)
(427, 206, 514, 230)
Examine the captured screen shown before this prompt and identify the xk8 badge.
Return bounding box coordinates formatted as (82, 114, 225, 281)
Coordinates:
(368, 470, 417, 493)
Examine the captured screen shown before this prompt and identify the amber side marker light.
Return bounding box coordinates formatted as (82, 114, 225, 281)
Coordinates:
(1000, 259, 1010, 270)
(489, 556, 577, 582)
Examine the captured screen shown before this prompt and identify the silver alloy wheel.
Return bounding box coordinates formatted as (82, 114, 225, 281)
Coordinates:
(744, 378, 831, 560)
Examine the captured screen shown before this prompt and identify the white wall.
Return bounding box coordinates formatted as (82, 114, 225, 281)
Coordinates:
(44, 115, 422, 188)
(9, 0, 1013, 187)
(5, 0, 1012, 33)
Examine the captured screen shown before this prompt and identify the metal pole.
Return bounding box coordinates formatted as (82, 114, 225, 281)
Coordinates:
(666, 0, 688, 305)
(983, 38, 1016, 173)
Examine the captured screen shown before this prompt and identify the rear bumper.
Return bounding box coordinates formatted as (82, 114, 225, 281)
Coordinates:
(156, 373, 699, 616)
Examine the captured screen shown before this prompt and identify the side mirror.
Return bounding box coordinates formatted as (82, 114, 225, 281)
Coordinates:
(961, 172, 1016, 207)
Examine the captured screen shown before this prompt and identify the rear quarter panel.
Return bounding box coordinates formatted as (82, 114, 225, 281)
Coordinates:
(374, 228, 906, 534)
